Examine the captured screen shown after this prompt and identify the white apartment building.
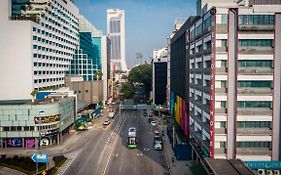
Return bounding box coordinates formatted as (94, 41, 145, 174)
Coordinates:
(0, 0, 79, 101)
(107, 9, 127, 71)
(188, 0, 281, 162)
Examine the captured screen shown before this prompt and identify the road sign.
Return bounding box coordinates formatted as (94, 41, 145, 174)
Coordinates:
(31, 153, 48, 163)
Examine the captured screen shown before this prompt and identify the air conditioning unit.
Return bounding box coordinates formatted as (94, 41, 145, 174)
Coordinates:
(267, 170, 274, 175)
(258, 169, 266, 175)
(273, 170, 280, 175)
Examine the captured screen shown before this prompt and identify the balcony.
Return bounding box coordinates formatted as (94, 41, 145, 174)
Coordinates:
(216, 67, 227, 74)
(238, 47, 274, 55)
(236, 148, 271, 155)
(237, 128, 272, 135)
(237, 87, 272, 95)
(237, 108, 272, 115)
(215, 128, 227, 134)
(239, 25, 274, 31)
(238, 67, 273, 74)
(215, 88, 227, 94)
(216, 24, 228, 33)
(215, 148, 226, 154)
(215, 108, 227, 114)
(216, 47, 228, 53)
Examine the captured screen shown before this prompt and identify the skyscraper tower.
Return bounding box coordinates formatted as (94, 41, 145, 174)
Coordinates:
(107, 9, 127, 71)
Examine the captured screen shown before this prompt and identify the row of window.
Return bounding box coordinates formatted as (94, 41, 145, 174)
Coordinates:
(237, 121, 271, 128)
(33, 53, 71, 62)
(32, 27, 77, 51)
(237, 141, 271, 148)
(219, 81, 273, 88)
(34, 62, 68, 68)
(2, 124, 58, 132)
(190, 14, 274, 40)
(34, 78, 64, 84)
(238, 101, 272, 108)
(50, 0, 79, 26)
(239, 60, 273, 68)
(239, 39, 273, 47)
(239, 15, 275, 25)
(2, 126, 34, 131)
(220, 101, 272, 108)
(34, 71, 65, 75)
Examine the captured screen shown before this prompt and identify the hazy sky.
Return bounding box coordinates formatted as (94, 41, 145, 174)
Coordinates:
(76, 0, 196, 68)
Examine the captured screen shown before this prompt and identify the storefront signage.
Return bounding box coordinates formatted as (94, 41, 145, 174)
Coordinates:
(40, 128, 59, 137)
(244, 161, 281, 170)
(34, 114, 61, 124)
(209, 8, 217, 158)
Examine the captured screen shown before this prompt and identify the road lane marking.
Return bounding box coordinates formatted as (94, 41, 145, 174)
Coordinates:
(102, 112, 127, 175)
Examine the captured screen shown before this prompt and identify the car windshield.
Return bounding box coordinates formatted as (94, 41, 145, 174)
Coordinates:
(129, 128, 136, 132)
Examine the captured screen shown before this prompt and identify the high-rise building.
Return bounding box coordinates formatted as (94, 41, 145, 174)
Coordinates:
(152, 48, 168, 105)
(170, 0, 281, 164)
(68, 15, 110, 103)
(107, 9, 127, 71)
(0, 0, 79, 101)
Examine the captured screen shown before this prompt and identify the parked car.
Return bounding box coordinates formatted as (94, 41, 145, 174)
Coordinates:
(148, 118, 154, 123)
(143, 111, 148, 117)
(103, 119, 110, 125)
(150, 120, 157, 126)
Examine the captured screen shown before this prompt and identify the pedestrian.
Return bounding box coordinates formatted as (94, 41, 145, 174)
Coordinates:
(171, 157, 174, 163)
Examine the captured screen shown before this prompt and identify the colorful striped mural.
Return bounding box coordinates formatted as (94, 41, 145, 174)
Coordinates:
(170, 92, 189, 138)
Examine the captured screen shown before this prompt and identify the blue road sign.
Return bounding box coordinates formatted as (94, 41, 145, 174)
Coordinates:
(31, 153, 48, 163)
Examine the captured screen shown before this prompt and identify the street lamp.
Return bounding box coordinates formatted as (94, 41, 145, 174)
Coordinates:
(35, 110, 44, 174)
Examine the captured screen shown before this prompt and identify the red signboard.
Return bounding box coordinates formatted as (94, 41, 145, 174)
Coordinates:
(209, 8, 216, 158)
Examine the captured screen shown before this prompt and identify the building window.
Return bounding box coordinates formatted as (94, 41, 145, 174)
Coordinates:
(238, 101, 272, 108)
(3, 127, 9, 131)
(237, 141, 271, 148)
(239, 39, 273, 47)
(237, 121, 271, 128)
(221, 101, 226, 108)
(238, 60, 272, 68)
(221, 14, 228, 24)
(239, 15, 274, 25)
(238, 81, 272, 88)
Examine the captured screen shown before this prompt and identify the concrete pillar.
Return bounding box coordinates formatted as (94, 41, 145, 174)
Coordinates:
(0, 138, 3, 149)
(22, 138, 24, 148)
(35, 138, 39, 150)
(57, 134, 60, 145)
(272, 13, 281, 160)
(226, 8, 238, 159)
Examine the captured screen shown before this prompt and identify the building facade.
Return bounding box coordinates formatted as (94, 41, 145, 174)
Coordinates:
(107, 9, 127, 71)
(0, 96, 76, 148)
(183, 0, 281, 162)
(0, 0, 79, 100)
(152, 48, 168, 105)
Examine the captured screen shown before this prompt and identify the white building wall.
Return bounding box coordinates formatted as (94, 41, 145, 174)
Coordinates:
(101, 36, 108, 103)
(0, 0, 33, 100)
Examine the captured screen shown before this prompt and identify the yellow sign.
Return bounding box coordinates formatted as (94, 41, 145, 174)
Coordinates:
(42, 170, 47, 175)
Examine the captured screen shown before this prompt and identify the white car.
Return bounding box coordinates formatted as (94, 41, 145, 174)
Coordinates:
(128, 127, 137, 137)
(103, 119, 110, 125)
(150, 121, 157, 126)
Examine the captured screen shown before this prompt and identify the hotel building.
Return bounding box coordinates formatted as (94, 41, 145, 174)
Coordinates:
(170, 0, 281, 162)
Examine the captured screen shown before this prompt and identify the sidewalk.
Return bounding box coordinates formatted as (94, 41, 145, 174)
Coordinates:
(157, 117, 194, 175)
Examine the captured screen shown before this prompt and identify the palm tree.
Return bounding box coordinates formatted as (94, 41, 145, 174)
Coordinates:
(96, 71, 103, 80)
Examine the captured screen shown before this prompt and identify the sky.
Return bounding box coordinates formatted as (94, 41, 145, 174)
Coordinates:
(75, 0, 196, 68)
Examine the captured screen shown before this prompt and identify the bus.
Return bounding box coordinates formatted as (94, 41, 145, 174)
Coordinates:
(128, 127, 137, 149)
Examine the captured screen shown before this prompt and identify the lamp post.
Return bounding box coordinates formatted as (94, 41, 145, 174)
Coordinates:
(35, 110, 45, 174)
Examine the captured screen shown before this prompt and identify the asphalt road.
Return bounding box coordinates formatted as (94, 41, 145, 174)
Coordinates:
(106, 110, 169, 175)
(62, 109, 168, 175)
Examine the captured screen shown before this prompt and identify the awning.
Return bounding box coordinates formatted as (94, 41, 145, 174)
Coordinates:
(77, 100, 90, 111)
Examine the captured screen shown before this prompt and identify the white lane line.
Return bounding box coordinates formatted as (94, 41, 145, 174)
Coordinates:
(102, 113, 126, 175)
(57, 153, 78, 175)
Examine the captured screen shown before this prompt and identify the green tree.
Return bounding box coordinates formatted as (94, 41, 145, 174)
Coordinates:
(128, 64, 152, 98)
(119, 82, 135, 100)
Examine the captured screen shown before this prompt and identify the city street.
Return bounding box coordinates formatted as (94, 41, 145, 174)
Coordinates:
(62, 109, 168, 175)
